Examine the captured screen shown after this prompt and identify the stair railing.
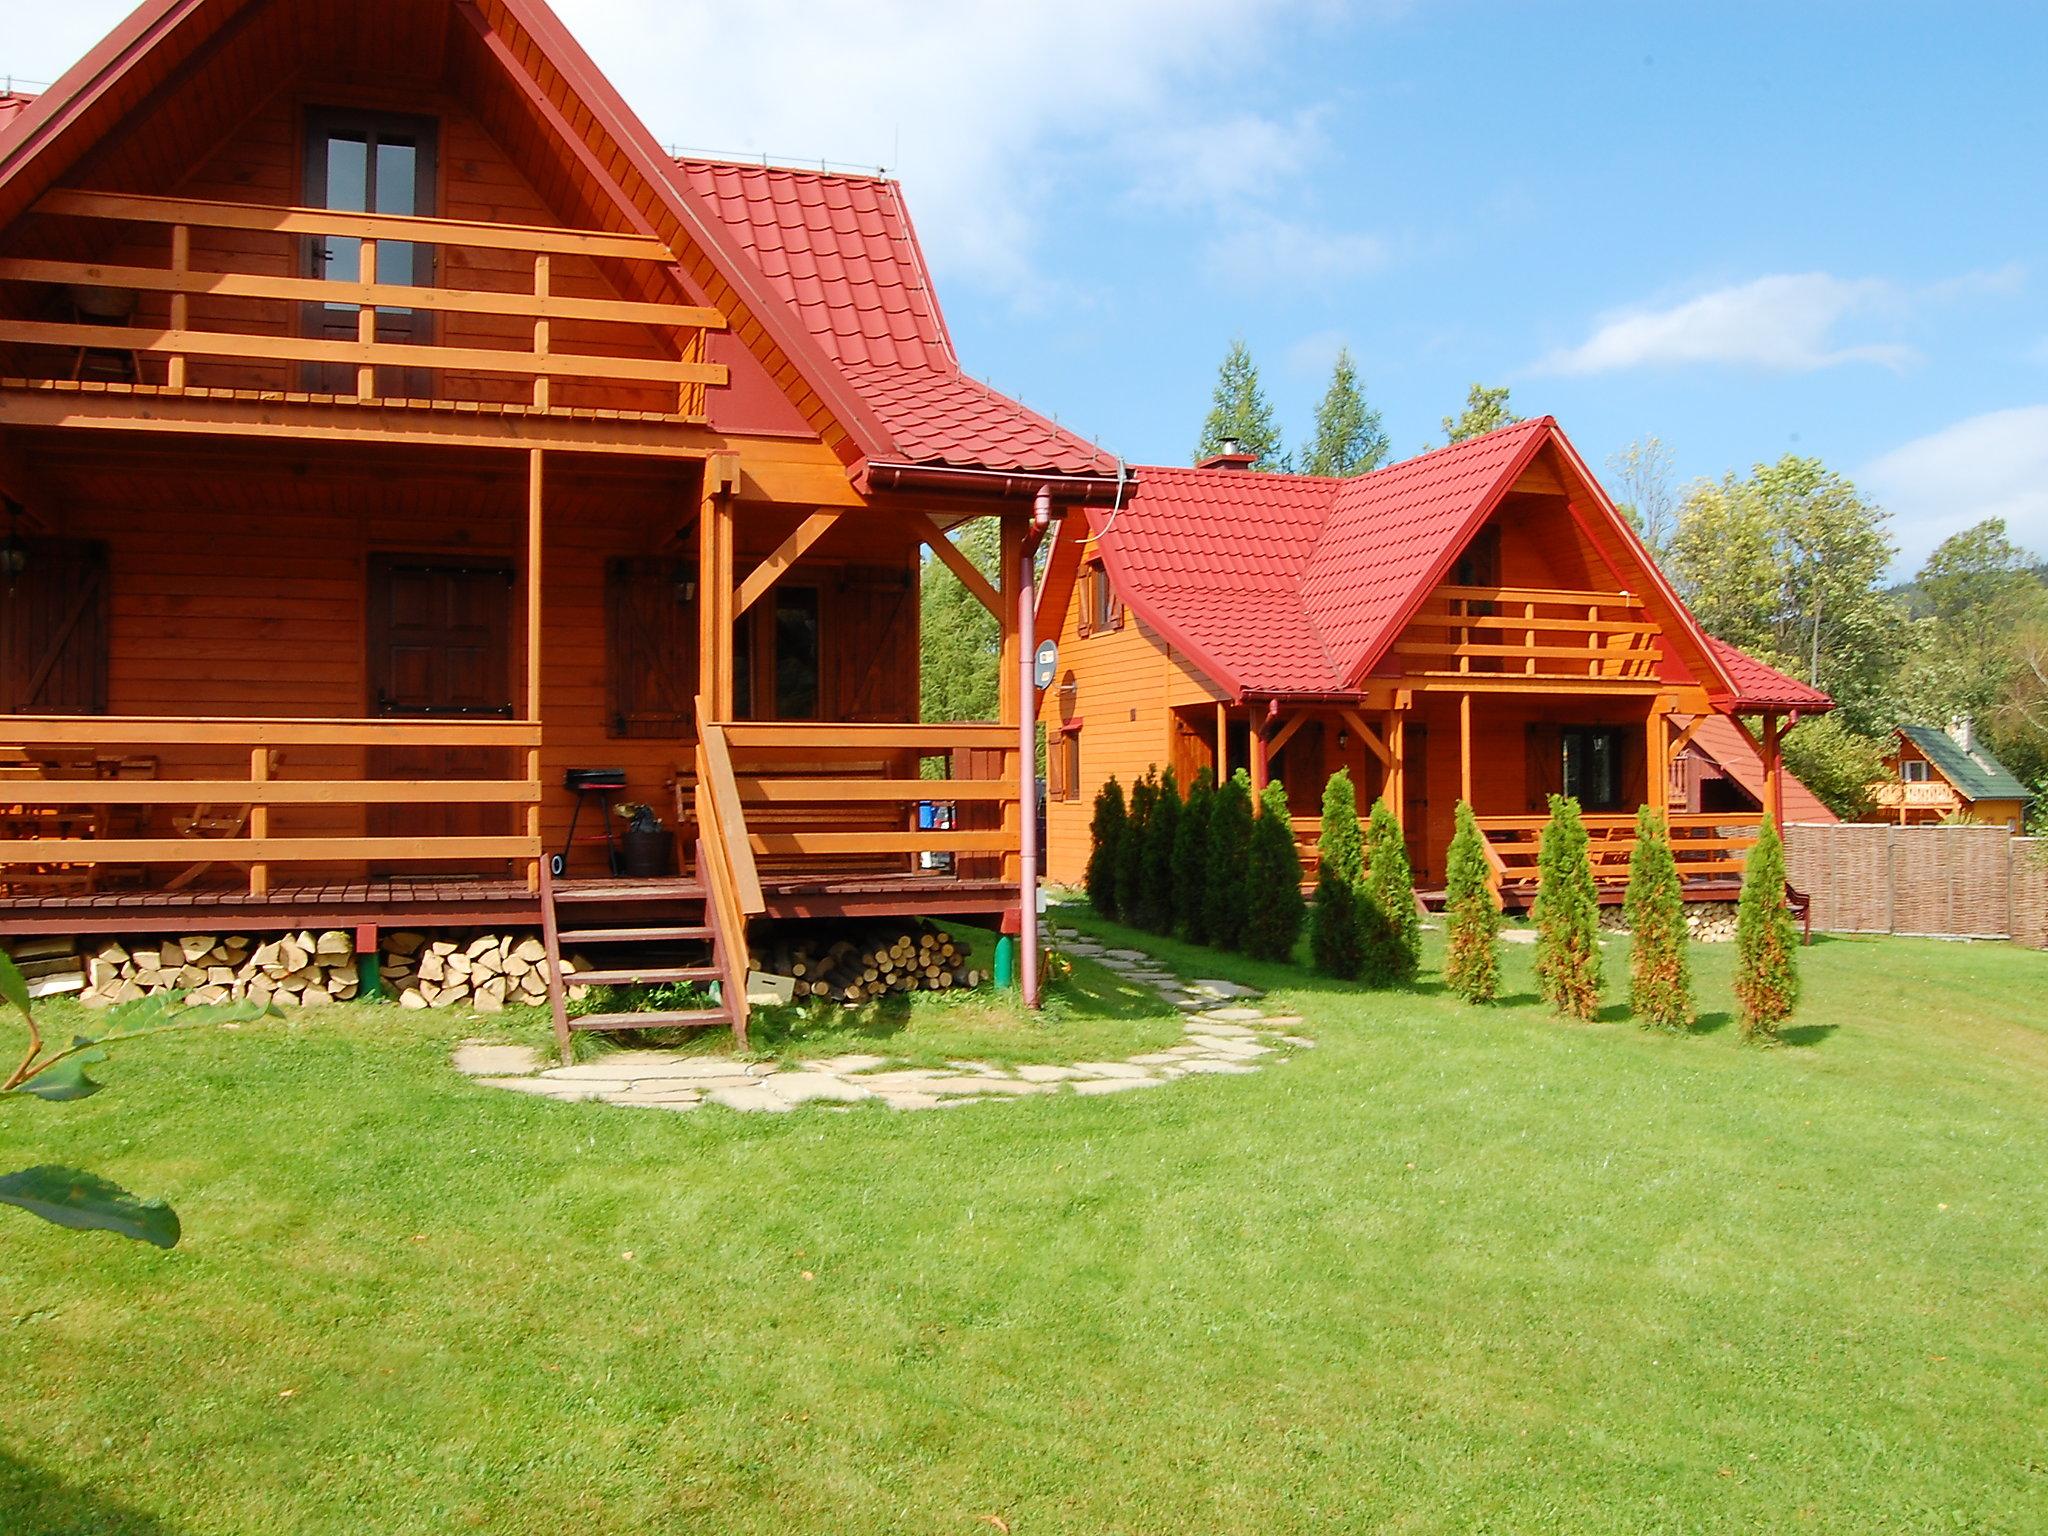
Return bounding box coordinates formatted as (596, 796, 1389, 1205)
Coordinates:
(694, 704, 765, 1041)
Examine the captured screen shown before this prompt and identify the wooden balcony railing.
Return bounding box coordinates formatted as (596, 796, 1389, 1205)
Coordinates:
(0, 189, 727, 417)
(0, 715, 543, 895)
(1394, 585, 1661, 682)
(682, 721, 1023, 886)
(1476, 812, 1756, 894)
(1870, 781, 1960, 811)
(694, 714, 764, 1040)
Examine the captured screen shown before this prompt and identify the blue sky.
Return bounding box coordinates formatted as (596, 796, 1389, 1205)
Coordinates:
(9, 1, 2045, 570)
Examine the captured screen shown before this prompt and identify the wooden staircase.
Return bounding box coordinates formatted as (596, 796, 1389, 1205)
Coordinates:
(539, 866, 749, 1062)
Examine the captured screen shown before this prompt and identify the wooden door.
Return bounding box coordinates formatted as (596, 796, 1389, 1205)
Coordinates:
(301, 108, 438, 396)
(0, 539, 108, 715)
(366, 557, 514, 871)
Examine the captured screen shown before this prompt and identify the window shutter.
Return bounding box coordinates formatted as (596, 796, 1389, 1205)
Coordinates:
(2, 539, 109, 716)
(605, 558, 695, 739)
(1525, 722, 1562, 809)
(1076, 567, 1094, 638)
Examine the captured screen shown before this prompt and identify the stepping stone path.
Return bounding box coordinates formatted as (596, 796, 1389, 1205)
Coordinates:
(455, 926, 1312, 1115)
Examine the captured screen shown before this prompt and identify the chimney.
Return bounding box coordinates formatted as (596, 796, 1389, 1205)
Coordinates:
(1948, 717, 1974, 753)
(1198, 436, 1258, 472)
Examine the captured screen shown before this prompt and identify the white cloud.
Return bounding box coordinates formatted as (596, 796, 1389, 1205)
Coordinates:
(1533, 273, 1919, 376)
(1205, 214, 1387, 290)
(1863, 405, 2048, 569)
(6, 1, 1383, 304)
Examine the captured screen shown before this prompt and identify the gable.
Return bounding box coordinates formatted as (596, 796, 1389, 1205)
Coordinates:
(0, 0, 890, 462)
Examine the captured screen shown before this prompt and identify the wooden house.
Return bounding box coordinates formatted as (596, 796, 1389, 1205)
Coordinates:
(1870, 724, 2032, 831)
(1041, 421, 1834, 902)
(0, 0, 1124, 1046)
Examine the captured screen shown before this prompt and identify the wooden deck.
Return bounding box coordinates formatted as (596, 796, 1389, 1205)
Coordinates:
(0, 871, 1020, 937)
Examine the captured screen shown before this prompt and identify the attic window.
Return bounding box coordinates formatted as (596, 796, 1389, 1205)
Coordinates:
(1902, 759, 1930, 783)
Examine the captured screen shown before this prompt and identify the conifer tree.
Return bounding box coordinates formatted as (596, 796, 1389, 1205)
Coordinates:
(1202, 769, 1255, 950)
(1442, 800, 1502, 1003)
(1302, 348, 1390, 477)
(1140, 766, 1181, 935)
(1084, 776, 1126, 918)
(1195, 338, 1285, 469)
(1171, 767, 1216, 943)
(1360, 797, 1421, 986)
(1442, 383, 1522, 444)
(1533, 794, 1604, 1020)
(1118, 769, 1156, 927)
(1624, 804, 1694, 1030)
(1243, 781, 1306, 961)
(1734, 816, 1800, 1042)
(1309, 769, 1366, 978)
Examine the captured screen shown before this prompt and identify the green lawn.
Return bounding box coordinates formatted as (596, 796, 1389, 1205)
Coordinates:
(2, 913, 2045, 1533)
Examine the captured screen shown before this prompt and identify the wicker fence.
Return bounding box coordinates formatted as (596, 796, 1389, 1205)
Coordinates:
(1783, 824, 2048, 947)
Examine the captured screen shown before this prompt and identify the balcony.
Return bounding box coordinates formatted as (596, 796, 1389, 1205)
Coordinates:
(0, 189, 726, 423)
(1392, 585, 1662, 686)
(1869, 781, 1962, 816)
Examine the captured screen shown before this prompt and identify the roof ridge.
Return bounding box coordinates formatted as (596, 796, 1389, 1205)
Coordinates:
(670, 152, 896, 187)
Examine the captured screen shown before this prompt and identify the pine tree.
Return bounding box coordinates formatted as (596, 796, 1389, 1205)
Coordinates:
(1118, 769, 1156, 928)
(1442, 383, 1522, 444)
(1243, 781, 1306, 961)
(1442, 800, 1502, 1003)
(1140, 766, 1181, 935)
(1195, 338, 1285, 469)
(1533, 794, 1604, 1020)
(1309, 769, 1366, 977)
(1084, 776, 1125, 919)
(1360, 797, 1421, 987)
(1624, 805, 1694, 1030)
(1734, 816, 1800, 1043)
(1301, 348, 1390, 477)
(1202, 769, 1255, 950)
(1171, 768, 1216, 943)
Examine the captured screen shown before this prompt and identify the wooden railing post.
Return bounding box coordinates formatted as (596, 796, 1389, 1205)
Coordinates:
(248, 746, 270, 897)
(531, 253, 551, 410)
(167, 223, 190, 389)
(526, 446, 545, 890)
(354, 238, 377, 399)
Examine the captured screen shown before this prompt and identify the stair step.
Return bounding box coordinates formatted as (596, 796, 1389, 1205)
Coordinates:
(572, 965, 719, 988)
(552, 880, 705, 905)
(568, 1009, 730, 1033)
(558, 926, 712, 945)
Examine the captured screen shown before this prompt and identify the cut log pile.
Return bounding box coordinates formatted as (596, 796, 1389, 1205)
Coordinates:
(751, 922, 982, 1005)
(388, 932, 588, 1013)
(58, 929, 589, 1010)
(81, 929, 361, 1008)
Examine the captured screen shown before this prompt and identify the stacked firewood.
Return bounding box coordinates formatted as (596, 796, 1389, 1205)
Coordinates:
(391, 933, 588, 1013)
(83, 930, 361, 1008)
(751, 922, 982, 1005)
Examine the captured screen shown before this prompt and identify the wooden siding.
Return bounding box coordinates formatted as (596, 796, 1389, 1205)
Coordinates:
(1042, 564, 1223, 885)
(21, 439, 921, 878)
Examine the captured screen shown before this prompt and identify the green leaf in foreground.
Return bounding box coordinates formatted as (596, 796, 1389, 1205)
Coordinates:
(6, 1051, 106, 1101)
(0, 1165, 181, 1248)
(0, 950, 30, 1021)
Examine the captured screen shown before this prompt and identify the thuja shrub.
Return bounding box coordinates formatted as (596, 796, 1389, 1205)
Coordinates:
(1442, 799, 1501, 1004)
(1533, 793, 1603, 1020)
(1243, 780, 1306, 961)
(1084, 776, 1126, 919)
(1171, 768, 1216, 943)
(1202, 769, 1255, 951)
(1624, 805, 1694, 1030)
(1140, 766, 1181, 935)
(1309, 770, 1366, 979)
(1117, 769, 1156, 929)
(1734, 816, 1800, 1043)
(1360, 797, 1421, 988)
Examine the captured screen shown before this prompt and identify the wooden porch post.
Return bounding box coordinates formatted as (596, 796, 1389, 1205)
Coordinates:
(1251, 707, 1270, 801)
(698, 461, 735, 722)
(1386, 709, 1406, 827)
(525, 446, 544, 890)
(1458, 691, 1472, 808)
(1646, 699, 1671, 813)
(998, 517, 1024, 886)
(248, 746, 270, 897)
(1215, 701, 1228, 781)
(1762, 712, 1784, 827)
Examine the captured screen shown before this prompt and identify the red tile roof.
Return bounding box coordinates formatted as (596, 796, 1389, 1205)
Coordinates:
(670, 158, 1116, 477)
(1707, 638, 1834, 712)
(1092, 419, 1553, 695)
(0, 91, 37, 140)
(1089, 416, 1837, 718)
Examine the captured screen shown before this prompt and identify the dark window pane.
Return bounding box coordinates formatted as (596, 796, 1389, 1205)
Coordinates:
(774, 588, 821, 719)
(732, 615, 753, 719)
